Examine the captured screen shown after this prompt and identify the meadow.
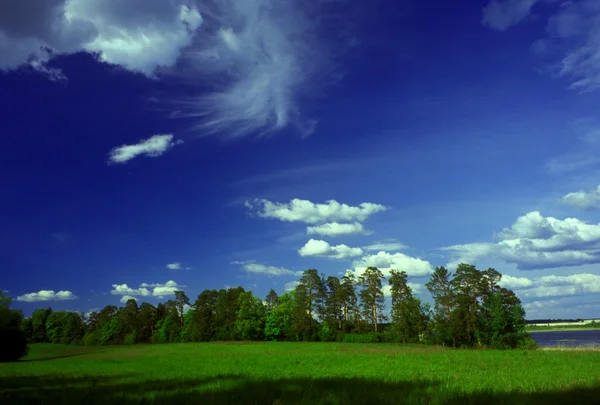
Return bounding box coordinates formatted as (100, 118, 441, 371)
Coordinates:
(1, 343, 600, 404)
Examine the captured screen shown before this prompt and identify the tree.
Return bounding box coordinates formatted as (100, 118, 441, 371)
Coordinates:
(451, 263, 486, 347)
(46, 311, 68, 343)
(137, 303, 157, 343)
(189, 289, 219, 341)
(265, 289, 279, 312)
(425, 266, 457, 347)
(31, 307, 52, 343)
(299, 269, 326, 321)
(174, 290, 190, 327)
(293, 283, 315, 341)
(358, 267, 386, 332)
(0, 290, 29, 362)
(234, 291, 266, 340)
(324, 276, 344, 334)
(389, 270, 415, 343)
(119, 299, 140, 344)
(264, 292, 295, 341)
(214, 287, 245, 340)
(340, 273, 359, 331)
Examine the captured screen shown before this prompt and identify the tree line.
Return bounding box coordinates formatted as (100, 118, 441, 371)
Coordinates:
(0, 263, 536, 361)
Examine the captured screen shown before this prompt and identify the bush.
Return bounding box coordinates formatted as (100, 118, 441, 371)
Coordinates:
(84, 331, 100, 346)
(59, 336, 72, 345)
(342, 333, 381, 343)
(517, 334, 538, 350)
(124, 330, 137, 345)
(0, 328, 29, 362)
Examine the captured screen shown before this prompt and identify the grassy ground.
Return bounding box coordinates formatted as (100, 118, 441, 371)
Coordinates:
(1, 342, 600, 404)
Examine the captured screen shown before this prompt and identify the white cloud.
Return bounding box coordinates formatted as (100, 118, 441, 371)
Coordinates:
(0, 0, 201, 77)
(16, 290, 78, 302)
(562, 185, 600, 210)
(172, 0, 344, 139)
(239, 262, 302, 277)
(166, 262, 182, 270)
(350, 251, 434, 278)
(108, 134, 182, 164)
(284, 280, 300, 291)
(306, 222, 370, 237)
(443, 211, 600, 270)
(500, 275, 534, 289)
(363, 240, 407, 252)
(120, 295, 138, 304)
(482, 0, 540, 31)
(522, 273, 600, 298)
(246, 198, 388, 224)
(111, 280, 184, 297)
(298, 239, 363, 260)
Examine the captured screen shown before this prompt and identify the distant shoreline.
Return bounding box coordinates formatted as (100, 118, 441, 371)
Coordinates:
(526, 327, 600, 333)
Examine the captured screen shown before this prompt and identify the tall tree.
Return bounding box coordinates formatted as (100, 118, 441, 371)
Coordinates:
(137, 303, 157, 342)
(299, 269, 326, 321)
(389, 270, 415, 343)
(425, 266, 456, 347)
(340, 273, 359, 331)
(190, 289, 219, 341)
(30, 307, 52, 343)
(450, 263, 485, 347)
(265, 289, 279, 312)
(174, 290, 190, 327)
(324, 276, 344, 333)
(264, 292, 295, 341)
(293, 283, 314, 341)
(358, 267, 386, 332)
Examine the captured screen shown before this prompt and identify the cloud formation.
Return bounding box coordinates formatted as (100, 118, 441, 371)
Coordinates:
(499, 273, 600, 299)
(110, 280, 184, 298)
(350, 251, 433, 278)
(298, 239, 364, 260)
(246, 198, 388, 224)
(482, 0, 539, 30)
(16, 290, 78, 302)
(363, 240, 407, 252)
(0, 0, 201, 76)
(120, 295, 138, 304)
(108, 134, 182, 164)
(562, 185, 600, 210)
(306, 222, 370, 237)
(443, 211, 600, 270)
(483, 0, 600, 92)
(237, 262, 303, 277)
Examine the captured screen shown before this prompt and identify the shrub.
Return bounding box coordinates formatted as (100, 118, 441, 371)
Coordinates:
(124, 330, 137, 345)
(343, 333, 381, 343)
(0, 328, 29, 362)
(59, 336, 72, 345)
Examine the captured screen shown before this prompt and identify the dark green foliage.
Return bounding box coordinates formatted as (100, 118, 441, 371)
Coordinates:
(0, 290, 29, 362)
(18, 263, 532, 351)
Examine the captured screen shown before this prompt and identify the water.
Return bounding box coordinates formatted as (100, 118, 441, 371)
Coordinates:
(530, 329, 600, 348)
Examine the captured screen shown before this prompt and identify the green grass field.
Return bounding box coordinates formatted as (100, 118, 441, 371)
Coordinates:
(1, 343, 600, 404)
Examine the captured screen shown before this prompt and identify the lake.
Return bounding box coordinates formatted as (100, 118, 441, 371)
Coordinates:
(530, 329, 600, 348)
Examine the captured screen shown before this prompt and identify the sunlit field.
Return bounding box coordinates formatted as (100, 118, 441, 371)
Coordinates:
(1, 343, 600, 404)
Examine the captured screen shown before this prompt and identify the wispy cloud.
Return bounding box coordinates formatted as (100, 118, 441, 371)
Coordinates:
(482, 0, 540, 31)
(171, 0, 344, 138)
(166, 262, 191, 270)
(544, 129, 600, 174)
(234, 261, 302, 277)
(16, 290, 78, 302)
(483, 0, 600, 93)
(108, 134, 182, 164)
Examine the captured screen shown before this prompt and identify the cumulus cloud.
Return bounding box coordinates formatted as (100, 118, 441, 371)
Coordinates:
(120, 295, 138, 304)
(238, 262, 303, 277)
(110, 280, 184, 297)
(108, 134, 182, 164)
(246, 198, 388, 224)
(521, 273, 600, 298)
(0, 0, 201, 76)
(349, 251, 434, 278)
(443, 211, 600, 270)
(306, 222, 370, 237)
(284, 280, 300, 291)
(500, 275, 534, 289)
(298, 239, 363, 260)
(482, 0, 540, 31)
(16, 290, 78, 302)
(562, 185, 600, 210)
(166, 262, 182, 270)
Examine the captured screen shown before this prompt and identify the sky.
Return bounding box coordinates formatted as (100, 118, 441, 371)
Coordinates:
(1, 0, 600, 320)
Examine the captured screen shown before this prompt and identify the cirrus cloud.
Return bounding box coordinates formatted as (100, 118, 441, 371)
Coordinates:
(108, 134, 182, 164)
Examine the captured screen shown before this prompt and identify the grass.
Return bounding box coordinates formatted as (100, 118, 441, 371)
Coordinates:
(1, 342, 600, 404)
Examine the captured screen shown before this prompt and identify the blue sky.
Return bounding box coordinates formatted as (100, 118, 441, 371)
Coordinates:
(2, 0, 600, 319)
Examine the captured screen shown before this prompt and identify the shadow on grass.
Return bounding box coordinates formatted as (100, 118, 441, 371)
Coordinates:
(1, 374, 599, 405)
